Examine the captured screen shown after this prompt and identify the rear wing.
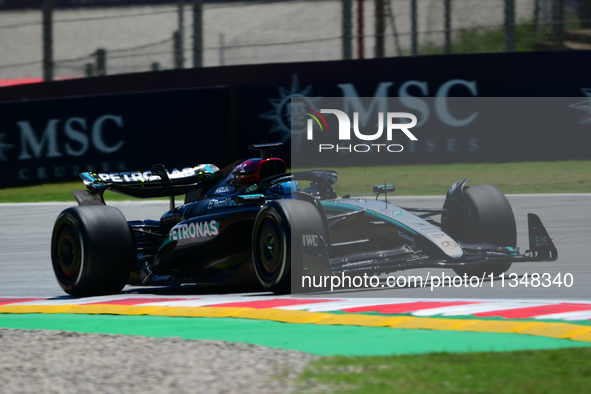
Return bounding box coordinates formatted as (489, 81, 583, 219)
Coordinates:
(74, 164, 220, 205)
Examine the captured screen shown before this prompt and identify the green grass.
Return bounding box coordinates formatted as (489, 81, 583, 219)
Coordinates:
(322, 160, 591, 196)
(420, 9, 582, 56)
(298, 348, 591, 394)
(0, 161, 589, 203)
(0, 182, 150, 203)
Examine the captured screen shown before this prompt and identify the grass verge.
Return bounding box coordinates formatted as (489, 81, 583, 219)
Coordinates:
(419, 9, 581, 56)
(0, 161, 589, 203)
(298, 347, 591, 394)
(312, 160, 591, 196)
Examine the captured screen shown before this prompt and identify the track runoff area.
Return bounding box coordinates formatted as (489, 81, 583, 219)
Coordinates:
(1, 194, 590, 355)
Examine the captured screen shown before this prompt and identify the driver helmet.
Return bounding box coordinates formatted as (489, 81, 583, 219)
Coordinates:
(268, 180, 301, 199)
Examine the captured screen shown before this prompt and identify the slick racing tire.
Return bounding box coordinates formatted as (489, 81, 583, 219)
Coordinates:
(252, 199, 330, 294)
(253, 200, 292, 294)
(450, 184, 516, 278)
(51, 205, 135, 297)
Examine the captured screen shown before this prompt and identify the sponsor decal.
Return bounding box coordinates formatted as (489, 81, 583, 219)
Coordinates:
(302, 234, 319, 247)
(95, 165, 214, 183)
(169, 220, 219, 241)
(398, 230, 415, 243)
(233, 162, 249, 173)
(245, 184, 258, 192)
(214, 186, 234, 194)
(430, 233, 445, 238)
(342, 260, 376, 268)
(441, 241, 458, 249)
(238, 194, 264, 201)
(207, 197, 242, 210)
(392, 210, 407, 216)
(485, 251, 508, 256)
(533, 235, 549, 247)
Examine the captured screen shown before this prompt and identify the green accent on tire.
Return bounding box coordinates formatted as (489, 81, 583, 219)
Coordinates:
(269, 237, 274, 256)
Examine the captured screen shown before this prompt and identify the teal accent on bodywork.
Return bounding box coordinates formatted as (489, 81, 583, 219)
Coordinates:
(204, 165, 214, 173)
(82, 173, 95, 182)
(320, 201, 418, 235)
(374, 214, 419, 235)
(320, 201, 362, 212)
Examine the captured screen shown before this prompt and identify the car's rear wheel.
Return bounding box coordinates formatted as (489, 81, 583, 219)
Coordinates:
(446, 184, 516, 277)
(51, 205, 135, 297)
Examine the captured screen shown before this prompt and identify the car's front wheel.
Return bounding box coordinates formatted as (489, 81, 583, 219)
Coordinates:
(445, 184, 516, 277)
(51, 205, 135, 297)
(252, 201, 291, 294)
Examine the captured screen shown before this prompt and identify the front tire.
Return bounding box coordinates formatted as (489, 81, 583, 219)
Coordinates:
(252, 201, 291, 294)
(51, 205, 135, 297)
(446, 184, 516, 277)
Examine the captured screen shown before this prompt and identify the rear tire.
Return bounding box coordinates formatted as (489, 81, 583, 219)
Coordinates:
(448, 184, 516, 277)
(51, 205, 135, 297)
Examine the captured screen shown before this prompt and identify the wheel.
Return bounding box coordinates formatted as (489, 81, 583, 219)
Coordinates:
(51, 205, 135, 297)
(252, 199, 331, 294)
(252, 201, 291, 294)
(447, 184, 516, 277)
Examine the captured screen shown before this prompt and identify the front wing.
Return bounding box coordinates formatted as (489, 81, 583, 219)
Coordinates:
(326, 213, 558, 276)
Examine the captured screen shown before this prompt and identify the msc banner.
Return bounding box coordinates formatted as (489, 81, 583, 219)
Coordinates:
(289, 97, 591, 167)
(0, 87, 230, 188)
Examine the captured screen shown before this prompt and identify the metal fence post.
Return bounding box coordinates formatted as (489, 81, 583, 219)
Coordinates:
(411, 0, 417, 56)
(552, 0, 564, 50)
(578, 0, 591, 28)
(375, 0, 385, 58)
(177, 0, 185, 69)
(357, 0, 364, 59)
(533, 0, 540, 34)
(84, 63, 94, 78)
(504, 0, 516, 52)
(173, 31, 182, 69)
(342, 0, 352, 60)
(95, 48, 106, 76)
(386, 0, 403, 56)
(444, 0, 451, 54)
(219, 33, 225, 66)
(193, 0, 203, 68)
(42, 0, 53, 82)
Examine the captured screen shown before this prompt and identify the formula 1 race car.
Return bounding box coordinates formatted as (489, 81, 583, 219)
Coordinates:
(51, 143, 558, 296)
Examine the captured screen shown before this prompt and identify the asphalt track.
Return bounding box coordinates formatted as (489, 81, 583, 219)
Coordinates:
(0, 194, 589, 299)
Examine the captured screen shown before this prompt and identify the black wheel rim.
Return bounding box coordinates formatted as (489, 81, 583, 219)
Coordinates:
(257, 217, 283, 280)
(53, 224, 82, 287)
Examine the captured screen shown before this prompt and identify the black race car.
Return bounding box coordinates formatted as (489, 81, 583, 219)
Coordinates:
(51, 143, 557, 296)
